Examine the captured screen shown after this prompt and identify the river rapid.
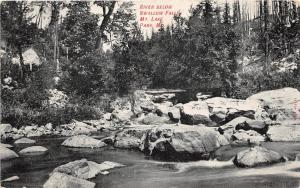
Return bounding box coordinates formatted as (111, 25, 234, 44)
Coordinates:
(2, 136, 300, 188)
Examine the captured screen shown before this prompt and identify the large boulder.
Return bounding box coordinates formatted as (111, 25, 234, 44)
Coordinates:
(132, 90, 156, 114)
(52, 159, 125, 179)
(267, 121, 300, 141)
(232, 130, 266, 146)
(180, 101, 213, 125)
(60, 120, 97, 136)
(110, 97, 134, 123)
(138, 113, 171, 125)
(43, 172, 95, 188)
(45, 123, 53, 130)
(218, 117, 253, 139)
(218, 117, 268, 141)
(155, 102, 173, 116)
(247, 87, 300, 121)
(205, 97, 256, 123)
(140, 125, 229, 161)
(111, 110, 134, 123)
(19, 146, 48, 155)
(233, 146, 285, 167)
(0, 145, 19, 160)
(62, 135, 106, 148)
(235, 120, 268, 135)
(114, 125, 154, 149)
(152, 93, 176, 103)
(110, 97, 131, 112)
(103, 113, 112, 121)
(14, 138, 36, 144)
(0, 124, 12, 136)
(155, 102, 181, 123)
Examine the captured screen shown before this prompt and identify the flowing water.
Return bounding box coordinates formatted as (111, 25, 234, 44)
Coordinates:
(2, 136, 300, 188)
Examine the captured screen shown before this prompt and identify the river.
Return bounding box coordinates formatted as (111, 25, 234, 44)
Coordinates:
(2, 136, 300, 188)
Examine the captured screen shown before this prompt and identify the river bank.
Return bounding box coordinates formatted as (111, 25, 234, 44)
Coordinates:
(2, 137, 300, 188)
(1, 87, 300, 187)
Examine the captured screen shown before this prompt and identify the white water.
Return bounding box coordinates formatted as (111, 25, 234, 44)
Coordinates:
(149, 158, 300, 179)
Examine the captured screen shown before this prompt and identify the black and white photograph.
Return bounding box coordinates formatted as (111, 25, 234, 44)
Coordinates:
(1, 0, 300, 187)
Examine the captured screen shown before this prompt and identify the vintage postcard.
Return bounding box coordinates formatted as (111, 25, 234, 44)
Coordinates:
(1, 0, 300, 187)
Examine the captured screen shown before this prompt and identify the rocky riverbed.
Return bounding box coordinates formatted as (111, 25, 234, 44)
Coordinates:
(1, 87, 300, 187)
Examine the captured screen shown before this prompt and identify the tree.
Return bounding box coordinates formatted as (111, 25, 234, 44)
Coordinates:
(1, 1, 38, 83)
(94, 1, 117, 49)
(223, 2, 231, 25)
(60, 2, 99, 60)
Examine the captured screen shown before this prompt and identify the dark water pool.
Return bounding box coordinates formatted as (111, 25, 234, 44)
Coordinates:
(2, 137, 300, 188)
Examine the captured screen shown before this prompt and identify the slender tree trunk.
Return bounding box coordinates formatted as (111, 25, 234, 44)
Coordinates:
(17, 44, 25, 82)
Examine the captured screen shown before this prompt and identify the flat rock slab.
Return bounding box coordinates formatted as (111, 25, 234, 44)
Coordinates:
(97, 161, 125, 171)
(43, 172, 95, 188)
(61, 135, 107, 148)
(0, 145, 19, 160)
(14, 138, 36, 144)
(267, 123, 300, 141)
(19, 146, 48, 155)
(52, 159, 125, 179)
(234, 146, 285, 168)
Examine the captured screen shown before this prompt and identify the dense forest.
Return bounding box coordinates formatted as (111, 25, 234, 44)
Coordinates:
(1, 0, 300, 127)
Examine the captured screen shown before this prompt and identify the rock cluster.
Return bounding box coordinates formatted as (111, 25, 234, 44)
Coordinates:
(2, 87, 299, 170)
(112, 124, 228, 161)
(44, 159, 125, 188)
(1, 120, 106, 141)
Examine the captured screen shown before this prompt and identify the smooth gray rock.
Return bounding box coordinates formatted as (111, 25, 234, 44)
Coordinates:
(139, 113, 171, 125)
(62, 135, 107, 148)
(234, 146, 285, 167)
(14, 137, 36, 144)
(19, 146, 48, 155)
(180, 101, 213, 125)
(0, 145, 19, 160)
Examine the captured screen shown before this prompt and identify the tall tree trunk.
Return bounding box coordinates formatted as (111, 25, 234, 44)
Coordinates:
(17, 44, 25, 82)
(95, 1, 116, 49)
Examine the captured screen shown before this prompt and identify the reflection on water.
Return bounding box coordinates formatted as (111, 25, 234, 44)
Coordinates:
(2, 137, 300, 188)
